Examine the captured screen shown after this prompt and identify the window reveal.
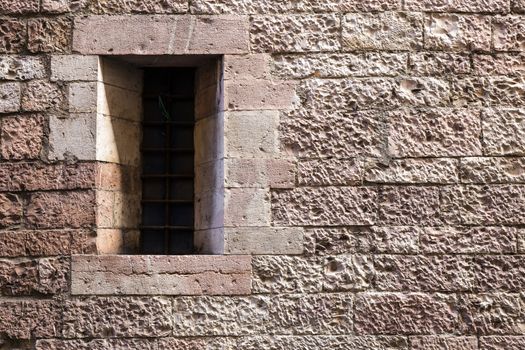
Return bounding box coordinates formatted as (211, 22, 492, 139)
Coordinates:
(141, 68, 195, 254)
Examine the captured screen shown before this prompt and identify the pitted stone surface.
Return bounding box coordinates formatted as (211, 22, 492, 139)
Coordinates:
(483, 109, 525, 156)
(410, 336, 478, 350)
(424, 14, 492, 51)
(0, 56, 45, 80)
(409, 52, 471, 75)
(298, 158, 364, 186)
(366, 158, 459, 184)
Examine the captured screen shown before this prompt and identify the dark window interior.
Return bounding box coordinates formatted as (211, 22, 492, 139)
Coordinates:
(141, 68, 195, 255)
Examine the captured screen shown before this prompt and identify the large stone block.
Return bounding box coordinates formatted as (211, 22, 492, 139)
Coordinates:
(513, 0, 525, 12)
(342, 12, 423, 50)
(224, 158, 295, 188)
(239, 335, 408, 350)
(88, 0, 188, 13)
(421, 226, 518, 254)
(366, 158, 459, 184)
(41, 0, 73, 13)
(493, 16, 525, 51)
(457, 293, 524, 335)
(355, 293, 458, 335)
(450, 76, 525, 107)
(62, 297, 173, 338)
(410, 336, 477, 350)
(224, 227, 303, 254)
(73, 15, 249, 54)
(251, 15, 340, 53)
(272, 187, 377, 226)
(273, 53, 407, 79)
(26, 190, 96, 228)
(48, 114, 97, 161)
(475, 256, 525, 291)
(0, 19, 26, 53)
(225, 80, 296, 110)
(69, 82, 97, 113)
(0, 193, 22, 228)
(405, 0, 509, 12)
(481, 336, 525, 350)
(1, 114, 44, 160)
(424, 14, 492, 51)
(224, 188, 270, 226)
(0, 56, 45, 80)
(0, 231, 25, 257)
(387, 108, 482, 157)
(378, 186, 442, 225)
(51, 55, 99, 81)
(0, 82, 21, 113)
(224, 54, 271, 80)
(474, 53, 525, 75)
(460, 157, 525, 183)
(442, 185, 525, 225)
(482, 109, 525, 156)
(298, 158, 363, 186)
(0, 0, 39, 14)
(409, 52, 471, 75)
(281, 109, 387, 159)
(21, 80, 64, 111)
(0, 300, 60, 339)
(28, 18, 71, 53)
(375, 255, 476, 292)
(36, 338, 235, 350)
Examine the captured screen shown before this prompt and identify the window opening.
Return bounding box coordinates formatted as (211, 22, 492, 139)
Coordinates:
(140, 68, 195, 254)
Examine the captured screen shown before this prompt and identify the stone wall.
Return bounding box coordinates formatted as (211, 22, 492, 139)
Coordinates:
(0, 0, 524, 349)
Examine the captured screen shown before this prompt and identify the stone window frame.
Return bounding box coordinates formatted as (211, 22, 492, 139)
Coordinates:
(47, 14, 303, 296)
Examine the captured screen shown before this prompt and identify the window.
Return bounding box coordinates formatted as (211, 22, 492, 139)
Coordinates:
(141, 68, 196, 255)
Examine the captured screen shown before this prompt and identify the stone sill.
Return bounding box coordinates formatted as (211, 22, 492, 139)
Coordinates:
(71, 255, 251, 296)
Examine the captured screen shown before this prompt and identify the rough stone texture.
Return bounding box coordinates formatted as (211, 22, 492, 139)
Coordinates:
(355, 293, 458, 335)
(0, 193, 22, 228)
(0, 300, 61, 339)
(1, 114, 44, 160)
(424, 14, 492, 51)
(0, 56, 46, 80)
(0, 82, 21, 113)
(238, 335, 408, 349)
(493, 16, 525, 51)
(251, 15, 340, 53)
(460, 157, 525, 183)
(409, 52, 471, 75)
(410, 336, 478, 350)
(405, 0, 510, 12)
(272, 187, 377, 226)
(224, 227, 303, 254)
(481, 336, 525, 350)
(366, 158, 459, 184)
(21, 80, 64, 111)
(88, 0, 188, 14)
(62, 297, 172, 338)
(474, 53, 525, 75)
(71, 255, 252, 295)
(273, 53, 407, 79)
(26, 191, 96, 228)
(483, 109, 525, 156)
(0, 0, 39, 14)
(387, 108, 482, 157)
(0, 19, 26, 53)
(298, 158, 363, 186)
(342, 12, 423, 51)
(378, 186, 442, 225)
(27, 18, 71, 53)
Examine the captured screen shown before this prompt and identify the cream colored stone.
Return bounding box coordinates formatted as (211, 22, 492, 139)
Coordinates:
(95, 114, 140, 166)
(224, 54, 271, 80)
(195, 115, 224, 164)
(98, 57, 143, 92)
(195, 189, 225, 230)
(224, 79, 297, 110)
(69, 82, 97, 113)
(97, 82, 142, 122)
(224, 158, 295, 188)
(51, 55, 99, 81)
(194, 228, 225, 254)
(224, 188, 270, 227)
(48, 114, 97, 161)
(224, 227, 304, 254)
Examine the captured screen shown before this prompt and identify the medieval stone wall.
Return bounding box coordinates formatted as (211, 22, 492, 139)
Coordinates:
(0, 0, 525, 349)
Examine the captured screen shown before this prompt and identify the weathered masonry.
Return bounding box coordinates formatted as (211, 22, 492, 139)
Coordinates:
(0, 1, 525, 349)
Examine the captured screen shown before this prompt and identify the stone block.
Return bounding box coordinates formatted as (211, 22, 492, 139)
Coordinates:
(421, 226, 518, 254)
(342, 12, 423, 50)
(282, 109, 386, 159)
(475, 256, 525, 291)
(195, 115, 223, 164)
(513, 0, 525, 12)
(1, 114, 44, 160)
(21, 80, 64, 111)
(0, 300, 60, 339)
(41, 0, 72, 13)
(481, 336, 525, 350)
(48, 114, 97, 161)
(225, 158, 295, 188)
(224, 227, 303, 254)
(0, 162, 96, 192)
(273, 53, 407, 79)
(409, 52, 471, 75)
(442, 185, 525, 225)
(0, 19, 26, 53)
(378, 186, 442, 225)
(482, 109, 525, 156)
(73, 15, 249, 54)
(251, 15, 340, 53)
(460, 157, 525, 183)
(71, 255, 251, 295)
(424, 14, 492, 51)
(298, 158, 362, 186)
(239, 335, 408, 350)
(0, 56, 45, 80)
(51, 55, 99, 81)
(0, 0, 39, 14)
(69, 82, 97, 113)
(405, 0, 509, 12)
(224, 54, 271, 80)
(62, 297, 173, 338)
(28, 18, 71, 53)
(88, 0, 188, 14)
(225, 79, 296, 110)
(493, 16, 525, 51)
(387, 108, 482, 157)
(474, 53, 525, 75)
(375, 255, 476, 292)
(457, 293, 523, 335)
(365, 158, 459, 184)
(0, 82, 20, 113)
(96, 114, 141, 166)
(367, 226, 421, 254)
(410, 336, 477, 350)
(0, 231, 25, 256)
(224, 188, 270, 226)
(272, 187, 377, 226)
(322, 255, 374, 292)
(224, 110, 279, 158)
(26, 191, 96, 228)
(355, 293, 458, 335)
